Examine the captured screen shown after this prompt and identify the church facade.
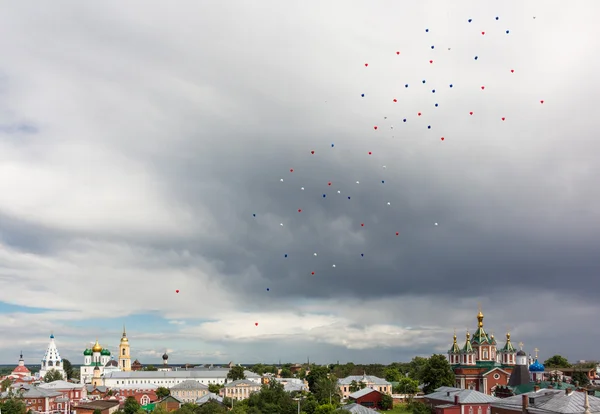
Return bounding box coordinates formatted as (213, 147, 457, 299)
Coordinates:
(38, 333, 66, 380)
(448, 309, 519, 395)
(80, 327, 131, 384)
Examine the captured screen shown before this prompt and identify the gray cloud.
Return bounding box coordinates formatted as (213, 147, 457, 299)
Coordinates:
(0, 0, 599, 364)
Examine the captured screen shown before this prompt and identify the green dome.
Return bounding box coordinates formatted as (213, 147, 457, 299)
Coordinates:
(101, 349, 111, 356)
(83, 349, 92, 356)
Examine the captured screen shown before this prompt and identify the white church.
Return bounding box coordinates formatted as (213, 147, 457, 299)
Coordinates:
(37, 333, 66, 380)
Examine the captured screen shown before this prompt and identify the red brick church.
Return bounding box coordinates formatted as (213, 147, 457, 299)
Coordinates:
(448, 308, 519, 395)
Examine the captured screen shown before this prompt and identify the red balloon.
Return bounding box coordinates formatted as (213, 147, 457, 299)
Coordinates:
(511, 69, 514, 73)
(429, 60, 433, 64)
(368, 152, 372, 155)
(361, 223, 364, 227)
(298, 209, 302, 212)
(374, 126, 378, 130)
(290, 168, 294, 172)
(310, 150, 314, 154)
(441, 137, 445, 141)
(255, 322, 258, 326)
(540, 100, 544, 104)
(482, 31, 485, 35)
(418, 112, 422, 116)
(501, 117, 506, 121)
(365, 63, 368, 67)
(396, 232, 399, 236)
(175, 290, 179, 293)
(311, 271, 315, 275)
(328, 181, 332, 186)
(396, 51, 400, 55)
(469, 111, 473, 115)
(393, 98, 397, 102)
(481, 86, 485, 90)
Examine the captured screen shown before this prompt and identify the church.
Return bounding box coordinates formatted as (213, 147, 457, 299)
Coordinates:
(448, 308, 519, 395)
(38, 333, 66, 380)
(80, 327, 132, 384)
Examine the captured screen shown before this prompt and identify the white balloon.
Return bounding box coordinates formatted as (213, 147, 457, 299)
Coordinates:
(280, 179, 284, 182)
(383, 165, 387, 169)
(337, 190, 341, 194)
(314, 253, 317, 256)
(332, 264, 336, 268)
(387, 202, 391, 205)
(435, 223, 438, 226)
(301, 187, 305, 190)
(356, 181, 360, 184)
(280, 223, 284, 226)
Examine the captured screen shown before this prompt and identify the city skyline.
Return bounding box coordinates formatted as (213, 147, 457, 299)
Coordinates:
(1, 0, 599, 365)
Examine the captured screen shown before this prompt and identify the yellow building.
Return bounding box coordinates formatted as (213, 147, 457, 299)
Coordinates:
(119, 326, 131, 371)
(92, 366, 102, 387)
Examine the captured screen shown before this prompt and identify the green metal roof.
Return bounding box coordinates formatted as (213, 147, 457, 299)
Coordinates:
(507, 381, 575, 395)
(471, 327, 492, 345)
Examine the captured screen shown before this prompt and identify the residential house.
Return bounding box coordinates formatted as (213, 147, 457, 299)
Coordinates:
(338, 374, 392, 399)
(169, 380, 209, 403)
(85, 385, 110, 400)
(72, 400, 120, 414)
(348, 387, 383, 409)
(339, 403, 380, 413)
(222, 379, 262, 401)
(131, 360, 143, 371)
(424, 386, 499, 414)
(102, 368, 260, 387)
(271, 378, 308, 393)
(155, 395, 182, 412)
(38, 380, 87, 403)
(491, 388, 600, 414)
(112, 385, 158, 406)
(196, 392, 225, 407)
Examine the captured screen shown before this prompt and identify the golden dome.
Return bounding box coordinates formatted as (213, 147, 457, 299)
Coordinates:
(92, 339, 103, 353)
(121, 326, 128, 342)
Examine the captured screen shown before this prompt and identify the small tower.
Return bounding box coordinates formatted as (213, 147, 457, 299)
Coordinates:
(461, 331, 476, 365)
(119, 326, 131, 371)
(92, 365, 102, 387)
(39, 333, 66, 379)
(508, 342, 530, 387)
(499, 332, 517, 365)
(471, 306, 495, 361)
(529, 348, 545, 382)
(448, 330, 461, 365)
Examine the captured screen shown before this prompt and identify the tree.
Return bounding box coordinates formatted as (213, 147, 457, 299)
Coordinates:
(313, 376, 340, 406)
(380, 394, 393, 410)
(152, 406, 168, 414)
(227, 366, 247, 381)
(0, 396, 27, 414)
(156, 387, 170, 399)
(306, 366, 330, 393)
(280, 367, 292, 378)
(395, 377, 420, 396)
(123, 396, 141, 414)
(208, 383, 222, 393)
(384, 367, 402, 382)
(1, 378, 12, 392)
(572, 371, 590, 386)
(407, 357, 429, 382)
(245, 381, 295, 414)
(314, 404, 336, 414)
(197, 401, 228, 414)
(143, 365, 158, 371)
(93, 410, 103, 414)
(409, 401, 431, 414)
(43, 369, 64, 382)
(62, 359, 73, 380)
(420, 354, 455, 395)
(544, 355, 571, 368)
(348, 380, 360, 393)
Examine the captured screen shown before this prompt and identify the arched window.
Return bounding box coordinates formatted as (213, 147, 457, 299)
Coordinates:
(478, 406, 482, 414)
(469, 407, 473, 414)
(487, 407, 491, 414)
(122, 349, 126, 356)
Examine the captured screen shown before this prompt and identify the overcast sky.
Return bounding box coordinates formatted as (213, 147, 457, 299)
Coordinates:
(0, 0, 599, 367)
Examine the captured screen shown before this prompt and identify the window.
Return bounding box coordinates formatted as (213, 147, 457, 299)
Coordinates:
(469, 407, 473, 414)
(123, 349, 126, 356)
(478, 407, 482, 414)
(487, 407, 491, 414)
(493, 373, 500, 380)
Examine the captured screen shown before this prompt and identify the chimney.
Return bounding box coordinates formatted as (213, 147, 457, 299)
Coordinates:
(522, 394, 528, 414)
(534, 385, 540, 392)
(447, 391, 451, 396)
(455, 396, 460, 405)
(566, 388, 572, 395)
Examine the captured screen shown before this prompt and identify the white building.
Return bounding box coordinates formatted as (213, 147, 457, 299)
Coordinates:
(38, 333, 66, 380)
(102, 368, 261, 388)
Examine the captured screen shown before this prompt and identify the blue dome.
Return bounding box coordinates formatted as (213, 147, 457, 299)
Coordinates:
(529, 358, 545, 372)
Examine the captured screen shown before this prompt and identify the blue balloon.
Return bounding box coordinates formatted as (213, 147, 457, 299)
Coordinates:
(496, 16, 499, 20)
(331, 143, 334, 147)
(284, 254, 288, 258)
(361, 93, 365, 97)
(405, 84, 409, 88)
(403, 119, 407, 122)
(422, 80, 426, 83)
(381, 180, 385, 184)
(449, 84, 453, 88)
(253, 213, 256, 217)
(468, 18, 472, 22)
(361, 253, 364, 257)
(431, 45, 434, 49)
(348, 196, 351, 200)
(266, 288, 270, 291)
(506, 30, 510, 34)
(432, 89, 436, 93)
(426, 29, 429, 32)
(435, 103, 439, 107)
(428, 125, 431, 129)
(323, 194, 326, 198)
(474, 56, 478, 60)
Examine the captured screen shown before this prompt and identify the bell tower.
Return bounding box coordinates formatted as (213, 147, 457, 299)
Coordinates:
(118, 325, 131, 371)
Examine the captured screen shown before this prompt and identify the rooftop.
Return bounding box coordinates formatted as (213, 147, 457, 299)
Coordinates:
(339, 403, 379, 413)
(426, 386, 500, 404)
(349, 387, 379, 399)
(338, 375, 391, 386)
(74, 400, 121, 410)
(224, 379, 261, 388)
(170, 380, 208, 390)
(492, 389, 600, 413)
(103, 370, 259, 380)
